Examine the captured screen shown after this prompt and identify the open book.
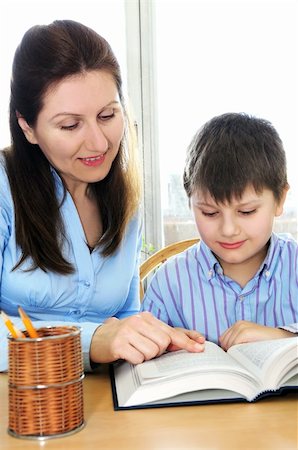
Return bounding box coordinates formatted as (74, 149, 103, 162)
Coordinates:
(110, 337, 298, 410)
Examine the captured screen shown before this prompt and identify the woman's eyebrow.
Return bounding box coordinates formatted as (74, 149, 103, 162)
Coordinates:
(50, 101, 120, 120)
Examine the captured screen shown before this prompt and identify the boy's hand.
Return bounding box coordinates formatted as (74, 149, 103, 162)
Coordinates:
(219, 320, 294, 351)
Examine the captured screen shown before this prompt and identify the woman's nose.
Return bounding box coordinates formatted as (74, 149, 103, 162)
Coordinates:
(85, 124, 108, 153)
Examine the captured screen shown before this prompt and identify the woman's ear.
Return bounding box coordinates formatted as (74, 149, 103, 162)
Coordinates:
(275, 184, 290, 217)
(16, 113, 38, 145)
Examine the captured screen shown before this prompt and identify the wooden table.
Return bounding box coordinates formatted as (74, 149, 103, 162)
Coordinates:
(1, 368, 297, 449)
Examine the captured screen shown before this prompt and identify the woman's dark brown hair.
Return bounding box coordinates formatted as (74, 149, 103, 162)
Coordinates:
(4, 20, 141, 274)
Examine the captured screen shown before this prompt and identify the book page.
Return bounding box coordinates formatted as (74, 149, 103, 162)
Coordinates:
(113, 341, 266, 407)
(228, 337, 298, 386)
(114, 342, 261, 407)
(112, 339, 297, 408)
(137, 341, 249, 380)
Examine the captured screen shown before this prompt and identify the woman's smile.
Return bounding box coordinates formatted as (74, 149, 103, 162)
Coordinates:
(79, 154, 106, 167)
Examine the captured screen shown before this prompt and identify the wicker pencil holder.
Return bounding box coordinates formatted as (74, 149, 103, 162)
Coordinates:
(8, 325, 85, 440)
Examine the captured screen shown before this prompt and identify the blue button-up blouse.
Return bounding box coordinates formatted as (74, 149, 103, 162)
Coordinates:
(0, 155, 142, 371)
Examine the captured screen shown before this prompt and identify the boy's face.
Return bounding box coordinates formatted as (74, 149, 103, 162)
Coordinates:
(190, 185, 287, 277)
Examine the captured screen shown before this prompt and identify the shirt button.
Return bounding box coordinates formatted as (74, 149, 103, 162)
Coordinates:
(239, 295, 244, 301)
(265, 270, 270, 277)
(84, 281, 90, 287)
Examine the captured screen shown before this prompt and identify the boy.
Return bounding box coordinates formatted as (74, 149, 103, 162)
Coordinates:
(141, 113, 298, 350)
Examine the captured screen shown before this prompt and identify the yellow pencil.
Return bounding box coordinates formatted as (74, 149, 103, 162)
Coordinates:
(18, 306, 39, 338)
(0, 311, 25, 338)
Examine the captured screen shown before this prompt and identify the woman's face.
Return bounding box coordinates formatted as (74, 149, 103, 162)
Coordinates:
(18, 70, 125, 195)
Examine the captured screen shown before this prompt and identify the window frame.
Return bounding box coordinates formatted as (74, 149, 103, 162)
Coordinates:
(125, 0, 163, 252)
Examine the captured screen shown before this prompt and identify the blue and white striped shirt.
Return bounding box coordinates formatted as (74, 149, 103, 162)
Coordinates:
(141, 234, 298, 343)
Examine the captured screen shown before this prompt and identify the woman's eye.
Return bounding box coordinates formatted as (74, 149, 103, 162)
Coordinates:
(99, 110, 115, 121)
(61, 123, 78, 131)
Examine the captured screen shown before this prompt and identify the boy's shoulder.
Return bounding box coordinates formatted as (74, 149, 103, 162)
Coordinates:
(155, 240, 202, 274)
(267, 233, 298, 270)
(273, 232, 297, 248)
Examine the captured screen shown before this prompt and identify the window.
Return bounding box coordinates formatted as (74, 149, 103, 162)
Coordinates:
(152, 0, 298, 246)
(1, 0, 297, 250)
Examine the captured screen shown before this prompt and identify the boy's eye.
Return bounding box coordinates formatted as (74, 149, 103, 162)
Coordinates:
(202, 211, 218, 217)
(240, 209, 256, 215)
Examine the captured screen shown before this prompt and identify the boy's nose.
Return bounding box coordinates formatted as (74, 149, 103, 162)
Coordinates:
(221, 216, 240, 237)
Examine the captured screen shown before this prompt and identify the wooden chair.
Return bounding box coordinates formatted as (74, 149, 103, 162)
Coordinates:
(139, 238, 199, 301)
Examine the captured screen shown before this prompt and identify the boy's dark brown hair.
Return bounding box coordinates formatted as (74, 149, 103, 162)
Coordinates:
(183, 112, 288, 204)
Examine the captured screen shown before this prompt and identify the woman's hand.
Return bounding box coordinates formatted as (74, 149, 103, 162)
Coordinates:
(90, 311, 205, 364)
(219, 320, 294, 351)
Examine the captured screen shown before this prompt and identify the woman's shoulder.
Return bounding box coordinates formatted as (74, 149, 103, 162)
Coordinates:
(0, 150, 6, 168)
(0, 150, 11, 193)
(126, 209, 142, 237)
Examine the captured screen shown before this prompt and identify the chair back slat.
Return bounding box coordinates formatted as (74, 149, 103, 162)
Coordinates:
(140, 238, 199, 300)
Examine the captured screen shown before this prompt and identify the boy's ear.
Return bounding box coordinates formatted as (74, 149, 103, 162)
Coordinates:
(275, 185, 289, 217)
(17, 113, 38, 145)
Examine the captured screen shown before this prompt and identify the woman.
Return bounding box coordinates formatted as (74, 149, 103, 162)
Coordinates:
(0, 20, 204, 371)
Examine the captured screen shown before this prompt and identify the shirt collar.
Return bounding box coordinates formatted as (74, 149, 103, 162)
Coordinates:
(197, 240, 222, 280)
(260, 233, 281, 282)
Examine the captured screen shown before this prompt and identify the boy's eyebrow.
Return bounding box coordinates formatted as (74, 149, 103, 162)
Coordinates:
(237, 200, 262, 207)
(195, 201, 216, 207)
(195, 199, 262, 208)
